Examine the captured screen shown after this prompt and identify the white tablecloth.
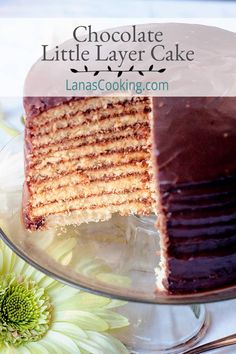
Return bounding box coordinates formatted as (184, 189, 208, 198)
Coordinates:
(1, 0, 236, 352)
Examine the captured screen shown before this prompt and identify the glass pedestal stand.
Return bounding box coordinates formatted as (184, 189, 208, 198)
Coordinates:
(114, 302, 209, 353)
(113, 216, 210, 354)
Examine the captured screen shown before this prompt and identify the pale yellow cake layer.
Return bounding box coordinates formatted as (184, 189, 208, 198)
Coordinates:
(33, 102, 149, 137)
(31, 189, 152, 218)
(30, 97, 149, 127)
(31, 136, 150, 170)
(28, 150, 150, 180)
(31, 113, 150, 148)
(31, 173, 150, 207)
(30, 162, 148, 194)
(32, 123, 149, 157)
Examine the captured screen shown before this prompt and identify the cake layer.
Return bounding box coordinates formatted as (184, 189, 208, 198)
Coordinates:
(30, 161, 149, 194)
(31, 188, 152, 218)
(29, 136, 150, 171)
(29, 112, 150, 148)
(31, 172, 151, 207)
(163, 252, 236, 293)
(28, 150, 150, 181)
(169, 232, 236, 256)
(29, 101, 150, 137)
(26, 97, 149, 124)
(30, 122, 150, 157)
(160, 176, 236, 255)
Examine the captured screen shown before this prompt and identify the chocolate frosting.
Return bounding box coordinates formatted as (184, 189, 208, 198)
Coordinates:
(23, 96, 78, 119)
(153, 97, 236, 293)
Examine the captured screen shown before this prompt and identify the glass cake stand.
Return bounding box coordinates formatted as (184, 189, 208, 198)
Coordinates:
(1, 135, 236, 353)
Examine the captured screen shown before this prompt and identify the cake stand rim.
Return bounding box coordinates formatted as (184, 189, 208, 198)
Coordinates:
(1, 225, 236, 305)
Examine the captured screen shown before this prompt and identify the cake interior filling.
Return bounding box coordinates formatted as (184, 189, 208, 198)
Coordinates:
(25, 97, 157, 223)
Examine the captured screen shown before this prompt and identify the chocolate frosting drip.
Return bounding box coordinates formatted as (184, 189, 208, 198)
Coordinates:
(153, 97, 236, 293)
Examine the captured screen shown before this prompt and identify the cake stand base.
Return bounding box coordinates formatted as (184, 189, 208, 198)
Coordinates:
(114, 302, 210, 354)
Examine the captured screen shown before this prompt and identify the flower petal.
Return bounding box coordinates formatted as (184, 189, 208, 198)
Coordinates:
(87, 331, 129, 354)
(0, 247, 4, 274)
(76, 331, 130, 354)
(103, 299, 127, 309)
(49, 285, 79, 305)
(1, 241, 15, 274)
(54, 311, 109, 331)
(12, 256, 28, 274)
(93, 310, 129, 329)
(25, 342, 51, 354)
(96, 273, 131, 287)
(38, 338, 64, 354)
(22, 264, 39, 278)
(47, 238, 76, 263)
(44, 331, 80, 354)
(38, 275, 59, 290)
(52, 322, 88, 339)
(13, 345, 32, 354)
(75, 257, 110, 277)
(56, 292, 110, 311)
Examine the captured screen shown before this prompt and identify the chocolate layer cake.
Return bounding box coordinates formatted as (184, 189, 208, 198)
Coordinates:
(24, 96, 236, 294)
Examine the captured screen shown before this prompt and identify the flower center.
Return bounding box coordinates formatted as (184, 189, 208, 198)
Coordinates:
(0, 275, 52, 346)
(5, 293, 33, 322)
